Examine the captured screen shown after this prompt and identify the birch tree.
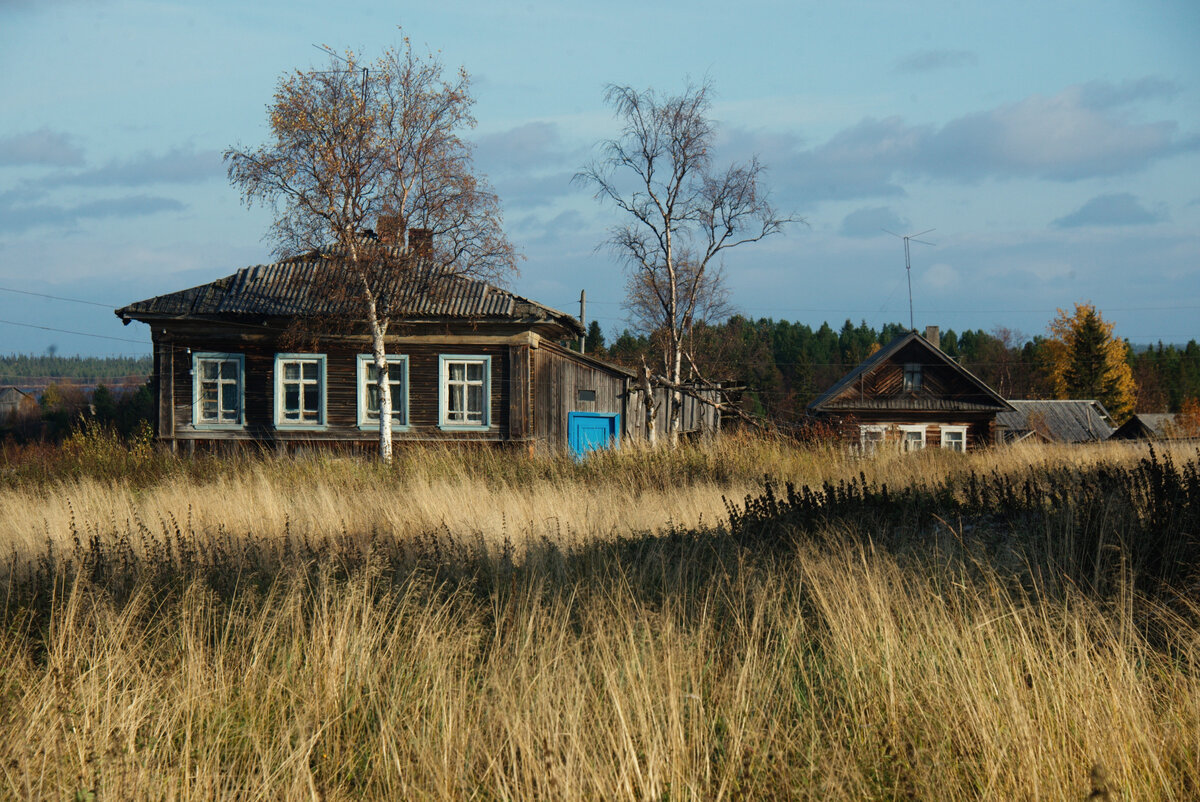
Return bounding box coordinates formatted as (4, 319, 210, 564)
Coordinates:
(225, 38, 515, 461)
(577, 82, 792, 444)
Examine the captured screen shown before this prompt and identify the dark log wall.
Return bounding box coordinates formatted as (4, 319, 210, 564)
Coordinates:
(827, 412, 996, 451)
(164, 332, 512, 444)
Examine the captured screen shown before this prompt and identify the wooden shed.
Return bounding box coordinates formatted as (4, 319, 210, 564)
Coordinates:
(996, 399, 1114, 444)
(808, 329, 1012, 452)
(116, 245, 715, 456)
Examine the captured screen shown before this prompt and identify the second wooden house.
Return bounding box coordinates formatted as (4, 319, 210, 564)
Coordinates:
(808, 327, 1012, 452)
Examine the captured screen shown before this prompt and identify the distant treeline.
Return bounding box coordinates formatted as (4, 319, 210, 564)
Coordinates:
(0, 354, 152, 384)
(597, 317, 1200, 426)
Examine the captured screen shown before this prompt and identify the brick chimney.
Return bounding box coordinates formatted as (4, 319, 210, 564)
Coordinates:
(376, 215, 404, 245)
(408, 228, 433, 259)
(924, 325, 940, 350)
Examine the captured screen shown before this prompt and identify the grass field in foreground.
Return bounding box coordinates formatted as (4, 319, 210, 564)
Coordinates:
(1, 434, 1197, 799)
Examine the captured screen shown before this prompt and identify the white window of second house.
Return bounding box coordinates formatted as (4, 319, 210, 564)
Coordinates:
(193, 352, 244, 427)
(440, 355, 490, 428)
(357, 354, 408, 428)
(903, 363, 923, 392)
(941, 425, 967, 452)
(860, 424, 887, 454)
(275, 354, 326, 427)
(899, 424, 926, 452)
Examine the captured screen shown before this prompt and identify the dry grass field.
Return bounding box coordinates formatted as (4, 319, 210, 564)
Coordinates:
(1, 430, 1198, 800)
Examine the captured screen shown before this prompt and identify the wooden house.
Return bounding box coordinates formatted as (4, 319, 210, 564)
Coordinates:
(807, 328, 1012, 452)
(116, 244, 716, 456)
(0, 386, 35, 422)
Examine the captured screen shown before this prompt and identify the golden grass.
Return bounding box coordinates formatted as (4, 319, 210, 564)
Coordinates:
(1, 434, 1198, 799)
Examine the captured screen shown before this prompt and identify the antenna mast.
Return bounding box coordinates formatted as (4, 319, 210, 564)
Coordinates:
(883, 228, 935, 330)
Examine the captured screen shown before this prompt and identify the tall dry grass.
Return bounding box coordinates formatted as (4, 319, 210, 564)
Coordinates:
(1, 433, 1198, 799)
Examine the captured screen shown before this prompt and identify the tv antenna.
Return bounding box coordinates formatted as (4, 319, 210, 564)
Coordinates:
(312, 44, 369, 109)
(883, 228, 935, 331)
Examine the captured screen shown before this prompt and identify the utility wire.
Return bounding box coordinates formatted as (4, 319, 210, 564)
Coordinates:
(0, 318, 149, 345)
(0, 285, 117, 309)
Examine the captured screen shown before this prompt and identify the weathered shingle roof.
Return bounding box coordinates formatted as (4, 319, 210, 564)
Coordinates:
(808, 330, 1012, 413)
(116, 246, 584, 336)
(996, 399, 1114, 443)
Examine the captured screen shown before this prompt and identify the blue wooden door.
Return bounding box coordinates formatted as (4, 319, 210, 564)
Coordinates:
(568, 412, 619, 457)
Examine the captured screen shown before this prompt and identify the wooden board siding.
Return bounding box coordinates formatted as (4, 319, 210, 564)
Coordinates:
(165, 332, 514, 445)
(532, 344, 627, 453)
(508, 345, 531, 442)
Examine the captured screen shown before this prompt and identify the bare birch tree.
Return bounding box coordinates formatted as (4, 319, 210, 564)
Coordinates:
(225, 38, 515, 462)
(577, 82, 793, 444)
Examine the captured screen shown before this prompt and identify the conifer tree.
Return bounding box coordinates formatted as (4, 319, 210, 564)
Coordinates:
(1044, 303, 1137, 422)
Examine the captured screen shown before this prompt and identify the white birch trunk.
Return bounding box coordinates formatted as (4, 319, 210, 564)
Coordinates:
(373, 327, 393, 464)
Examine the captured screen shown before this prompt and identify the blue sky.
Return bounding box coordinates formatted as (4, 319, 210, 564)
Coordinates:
(1, 0, 1198, 356)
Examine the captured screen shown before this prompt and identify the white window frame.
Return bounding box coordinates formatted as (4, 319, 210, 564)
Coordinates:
(940, 425, 968, 452)
(899, 424, 926, 452)
(438, 354, 491, 430)
(903, 362, 923, 392)
(192, 352, 245, 429)
(274, 353, 327, 429)
(859, 424, 887, 454)
(356, 354, 409, 430)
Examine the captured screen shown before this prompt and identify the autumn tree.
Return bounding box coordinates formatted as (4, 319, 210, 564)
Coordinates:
(225, 37, 515, 461)
(577, 82, 793, 444)
(1043, 303, 1137, 422)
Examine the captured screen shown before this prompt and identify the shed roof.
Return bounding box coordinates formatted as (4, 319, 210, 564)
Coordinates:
(996, 399, 1114, 443)
(116, 245, 584, 337)
(808, 330, 1012, 413)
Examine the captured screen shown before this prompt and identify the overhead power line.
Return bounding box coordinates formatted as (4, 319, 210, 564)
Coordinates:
(0, 285, 117, 309)
(0, 318, 149, 345)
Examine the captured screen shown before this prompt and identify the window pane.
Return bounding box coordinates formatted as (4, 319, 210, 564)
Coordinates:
(201, 400, 217, 420)
(220, 360, 237, 379)
(467, 384, 483, 415)
(221, 384, 238, 417)
(449, 362, 465, 382)
(303, 362, 317, 381)
(304, 384, 319, 414)
(368, 364, 379, 382)
(467, 362, 483, 382)
(202, 361, 218, 380)
(284, 363, 299, 381)
(367, 384, 380, 414)
(285, 384, 299, 412)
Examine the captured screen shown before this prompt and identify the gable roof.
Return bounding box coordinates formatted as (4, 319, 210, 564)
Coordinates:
(808, 330, 1012, 413)
(996, 399, 1114, 443)
(1112, 413, 1190, 440)
(116, 246, 584, 337)
(0, 386, 32, 404)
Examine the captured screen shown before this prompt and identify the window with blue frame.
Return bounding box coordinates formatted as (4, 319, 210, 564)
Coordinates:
(275, 354, 326, 428)
(357, 354, 408, 429)
(439, 355, 490, 428)
(193, 352, 244, 428)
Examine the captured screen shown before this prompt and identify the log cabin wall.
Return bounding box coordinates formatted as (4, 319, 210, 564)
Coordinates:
(161, 326, 519, 447)
(845, 413, 995, 450)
